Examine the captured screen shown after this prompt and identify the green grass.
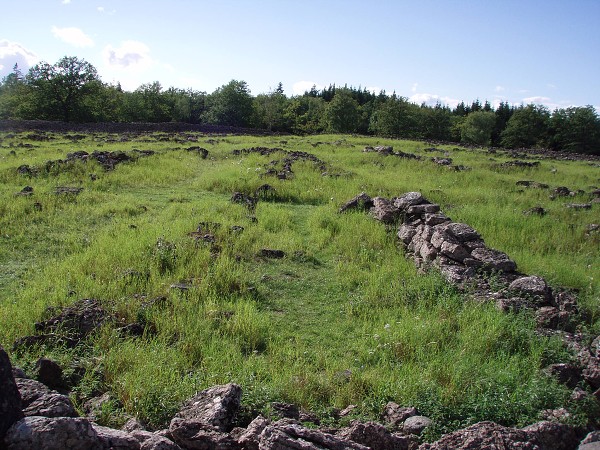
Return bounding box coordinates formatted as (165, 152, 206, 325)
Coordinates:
(0, 131, 598, 436)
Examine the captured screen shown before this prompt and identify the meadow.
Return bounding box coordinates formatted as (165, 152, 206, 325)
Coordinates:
(0, 130, 598, 439)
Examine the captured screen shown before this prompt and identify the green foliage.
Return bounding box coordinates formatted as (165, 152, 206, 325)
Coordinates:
(369, 95, 420, 138)
(203, 80, 254, 127)
(460, 111, 496, 145)
(324, 89, 361, 133)
(549, 106, 600, 154)
(500, 104, 550, 148)
(0, 131, 598, 434)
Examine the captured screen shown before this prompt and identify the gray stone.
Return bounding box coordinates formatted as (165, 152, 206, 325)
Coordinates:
(93, 424, 141, 449)
(522, 421, 579, 450)
(470, 247, 517, 272)
(398, 225, 417, 244)
(338, 421, 417, 450)
(339, 192, 374, 213)
(423, 213, 450, 226)
(406, 204, 440, 215)
(509, 276, 552, 303)
(236, 415, 269, 450)
(442, 223, 481, 242)
(403, 415, 432, 435)
(5, 416, 103, 450)
(371, 197, 401, 223)
(418, 421, 536, 450)
(394, 192, 425, 210)
(259, 419, 369, 450)
(381, 403, 417, 428)
(16, 378, 77, 418)
(173, 383, 241, 432)
(169, 419, 237, 449)
(440, 241, 470, 263)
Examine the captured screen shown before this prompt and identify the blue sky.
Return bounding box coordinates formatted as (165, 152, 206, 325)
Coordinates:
(1, 0, 599, 110)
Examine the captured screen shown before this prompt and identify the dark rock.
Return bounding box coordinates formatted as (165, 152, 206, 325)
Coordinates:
(0, 346, 23, 443)
(339, 192, 374, 213)
(441, 223, 481, 243)
(236, 415, 269, 450)
(371, 197, 401, 223)
(418, 421, 535, 449)
(35, 298, 108, 342)
(583, 358, 600, 389)
(374, 145, 394, 155)
(381, 402, 417, 429)
(524, 206, 547, 216)
(169, 419, 237, 449)
(521, 421, 580, 450)
(186, 146, 209, 159)
(554, 186, 573, 196)
(16, 378, 77, 418)
(271, 402, 300, 420)
(403, 416, 432, 435)
(34, 358, 64, 390)
(339, 421, 418, 450)
(535, 307, 571, 330)
(5, 416, 103, 450)
(423, 213, 450, 226)
(16, 186, 34, 196)
(12, 334, 79, 352)
(231, 192, 257, 210)
(439, 241, 470, 263)
(258, 249, 286, 259)
(255, 184, 276, 199)
(406, 204, 440, 215)
(172, 383, 241, 432)
(398, 225, 418, 244)
(432, 157, 453, 166)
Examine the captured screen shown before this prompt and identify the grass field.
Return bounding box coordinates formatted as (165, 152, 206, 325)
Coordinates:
(0, 130, 598, 438)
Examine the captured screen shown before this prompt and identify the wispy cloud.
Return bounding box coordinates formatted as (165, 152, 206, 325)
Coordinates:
(409, 93, 459, 108)
(0, 40, 38, 75)
(103, 40, 153, 69)
(61, 0, 71, 4)
(411, 83, 418, 93)
(522, 96, 552, 104)
(495, 85, 505, 92)
(292, 80, 323, 95)
(51, 26, 94, 48)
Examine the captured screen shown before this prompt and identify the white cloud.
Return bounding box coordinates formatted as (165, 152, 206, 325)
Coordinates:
(62, 0, 71, 4)
(409, 93, 459, 109)
(522, 96, 552, 104)
(495, 85, 505, 92)
(103, 40, 153, 69)
(411, 83, 418, 93)
(97, 6, 104, 12)
(292, 80, 323, 95)
(0, 40, 38, 66)
(0, 64, 4, 71)
(51, 26, 94, 47)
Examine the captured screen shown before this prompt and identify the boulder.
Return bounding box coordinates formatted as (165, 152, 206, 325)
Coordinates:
(509, 276, 553, 303)
(93, 424, 141, 449)
(339, 192, 374, 213)
(398, 225, 417, 244)
(403, 416, 432, 435)
(0, 346, 23, 444)
(168, 419, 237, 449)
(16, 378, 77, 418)
(439, 241, 470, 263)
(259, 419, 369, 450)
(371, 197, 401, 224)
(338, 421, 418, 450)
(4, 416, 103, 450)
(418, 421, 536, 450)
(236, 415, 269, 450)
(34, 298, 109, 341)
(380, 403, 417, 429)
(172, 383, 241, 432)
(521, 421, 580, 450)
(34, 358, 64, 391)
(394, 192, 425, 210)
(441, 223, 481, 243)
(470, 247, 517, 272)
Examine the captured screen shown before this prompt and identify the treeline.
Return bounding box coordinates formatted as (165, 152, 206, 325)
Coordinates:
(1, 56, 599, 154)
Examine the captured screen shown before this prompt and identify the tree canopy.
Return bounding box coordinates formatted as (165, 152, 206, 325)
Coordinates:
(1, 55, 599, 155)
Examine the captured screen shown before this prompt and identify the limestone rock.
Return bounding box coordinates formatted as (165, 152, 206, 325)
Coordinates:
(16, 378, 77, 418)
(371, 197, 401, 223)
(5, 416, 103, 450)
(169, 419, 237, 449)
(509, 276, 553, 303)
(521, 421, 580, 450)
(394, 192, 425, 210)
(173, 383, 241, 432)
(338, 421, 418, 450)
(339, 192, 373, 213)
(418, 421, 535, 449)
(470, 247, 517, 272)
(236, 415, 269, 450)
(381, 402, 417, 429)
(403, 416, 432, 435)
(93, 424, 141, 449)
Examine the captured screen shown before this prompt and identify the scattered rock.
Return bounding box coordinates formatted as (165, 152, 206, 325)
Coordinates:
(523, 206, 546, 216)
(371, 197, 401, 223)
(258, 249, 286, 259)
(15, 186, 34, 196)
(34, 298, 109, 342)
(271, 402, 300, 420)
(186, 146, 209, 159)
(34, 358, 64, 391)
(93, 424, 141, 449)
(521, 421, 580, 450)
(565, 203, 592, 210)
(381, 402, 417, 429)
(54, 186, 83, 195)
(338, 421, 417, 450)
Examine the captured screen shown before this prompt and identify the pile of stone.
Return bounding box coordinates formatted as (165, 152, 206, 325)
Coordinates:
(340, 191, 600, 404)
